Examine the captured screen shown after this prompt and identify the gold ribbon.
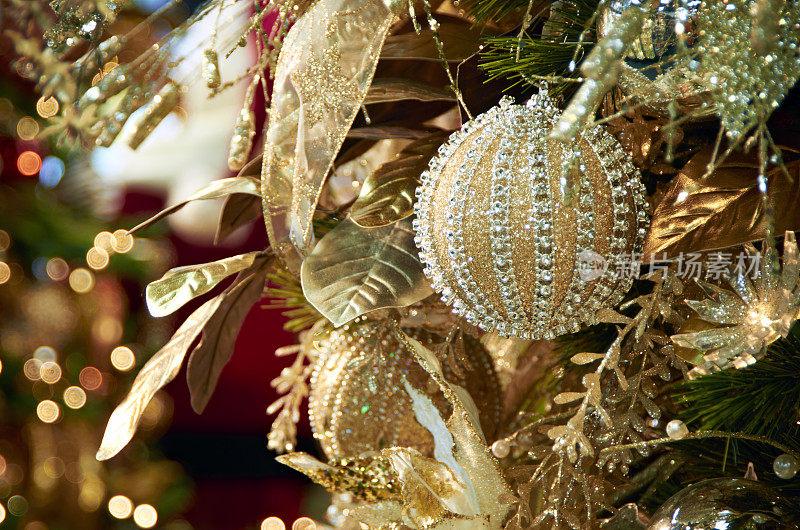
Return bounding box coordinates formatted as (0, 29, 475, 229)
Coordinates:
(261, 0, 402, 272)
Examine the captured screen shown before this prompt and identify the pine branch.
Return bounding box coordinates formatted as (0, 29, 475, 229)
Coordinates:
(633, 332, 800, 510)
(478, 0, 598, 92)
(458, 0, 533, 26)
(263, 265, 325, 333)
(675, 332, 800, 447)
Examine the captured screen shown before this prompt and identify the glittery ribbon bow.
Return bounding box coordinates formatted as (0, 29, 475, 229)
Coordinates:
(260, 0, 404, 272)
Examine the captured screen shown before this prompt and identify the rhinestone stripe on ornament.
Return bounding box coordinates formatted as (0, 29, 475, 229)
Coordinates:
(413, 94, 649, 340)
(439, 110, 507, 331)
(525, 97, 558, 335)
(552, 145, 595, 335)
(490, 109, 532, 332)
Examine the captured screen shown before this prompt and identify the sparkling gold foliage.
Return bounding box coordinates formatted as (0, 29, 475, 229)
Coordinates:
(146, 251, 260, 317)
(300, 218, 433, 327)
(643, 150, 800, 259)
(267, 322, 328, 452)
(99, 256, 270, 458)
(128, 176, 261, 236)
(187, 257, 271, 413)
(502, 271, 690, 528)
(97, 297, 223, 460)
(696, 0, 800, 141)
(672, 232, 800, 377)
(350, 132, 449, 228)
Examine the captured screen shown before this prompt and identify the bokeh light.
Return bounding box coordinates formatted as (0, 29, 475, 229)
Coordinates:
(64, 386, 87, 409)
(79, 479, 104, 511)
(292, 518, 316, 530)
(0, 262, 10, 284)
(108, 495, 133, 519)
(93, 316, 123, 344)
(79, 367, 102, 391)
(0, 502, 5, 523)
(0, 454, 6, 476)
(0, 230, 9, 251)
(110, 346, 135, 371)
(46, 258, 69, 281)
(68, 268, 94, 293)
(133, 504, 158, 528)
(112, 229, 134, 253)
(43, 457, 65, 479)
(36, 400, 60, 423)
(39, 361, 61, 384)
(86, 247, 109, 270)
(33, 345, 57, 362)
(7, 495, 26, 516)
(16, 117, 39, 140)
(94, 231, 114, 251)
(23, 358, 43, 381)
(39, 156, 65, 188)
(0, 98, 12, 119)
(36, 96, 59, 118)
(261, 517, 286, 530)
(17, 151, 42, 176)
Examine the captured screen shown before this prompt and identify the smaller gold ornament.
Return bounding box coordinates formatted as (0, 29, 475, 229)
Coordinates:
(596, 0, 710, 116)
(414, 94, 649, 340)
(308, 322, 501, 459)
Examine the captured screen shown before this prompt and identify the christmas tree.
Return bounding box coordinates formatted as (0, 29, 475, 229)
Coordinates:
(4, 0, 800, 527)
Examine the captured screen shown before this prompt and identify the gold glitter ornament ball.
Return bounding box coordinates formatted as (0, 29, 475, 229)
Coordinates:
(308, 322, 501, 460)
(413, 95, 649, 340)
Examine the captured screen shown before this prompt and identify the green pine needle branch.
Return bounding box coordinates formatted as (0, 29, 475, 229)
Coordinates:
(478, 0, 598, 92)
(675, 332, 800, 447)
(263, 265, 324, 333)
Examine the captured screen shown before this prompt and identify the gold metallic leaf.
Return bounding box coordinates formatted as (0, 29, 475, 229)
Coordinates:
(350, 133, 448, 228)
(346, 124, 445, 140)
(380, 16, 485, 62)
(215, 193, 262, 244)
(187, 257, 270, 413)
(300, 218, 432, 327)
(146, 252, 260, 317)
(643, 149, 800, 260)
(128, 176, 261, 235)
(97, 297, 223, 460)
(364, 78, 455, 104)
